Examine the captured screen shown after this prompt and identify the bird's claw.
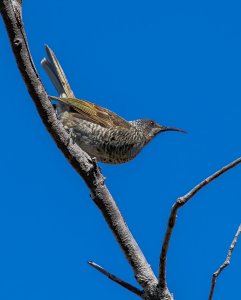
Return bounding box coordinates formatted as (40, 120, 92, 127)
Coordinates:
(66, 128, 76, 147)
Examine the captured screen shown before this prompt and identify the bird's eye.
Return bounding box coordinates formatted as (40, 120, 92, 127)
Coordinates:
(149, 120, 155, 126)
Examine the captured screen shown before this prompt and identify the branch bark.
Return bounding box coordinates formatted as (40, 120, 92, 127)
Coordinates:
(0, 0, 160, 296)
(1, 1, 241, 300)
(208, 224, 241, 300)
(159, 157, 241, 288)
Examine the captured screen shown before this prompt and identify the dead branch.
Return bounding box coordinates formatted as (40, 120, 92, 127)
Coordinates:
(159, 157, 241, 288)
(0, 0, 158, 295)
(88, 261, 143, 297)
(208, 224, 241, 300)
(1, 1, 241, 300)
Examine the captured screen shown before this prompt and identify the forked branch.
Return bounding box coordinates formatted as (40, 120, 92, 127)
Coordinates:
(208, 224, 241, 300)
(159, 157, 241, 288)
(0, 0, 158, 293)
(1, 1, 241, 300)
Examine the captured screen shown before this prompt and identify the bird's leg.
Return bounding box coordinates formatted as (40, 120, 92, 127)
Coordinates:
(92, 157, 102, 172)
(65, 127, 76, 147)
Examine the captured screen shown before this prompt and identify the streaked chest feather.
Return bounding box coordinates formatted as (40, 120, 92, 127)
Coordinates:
(59, 111, 146, 164)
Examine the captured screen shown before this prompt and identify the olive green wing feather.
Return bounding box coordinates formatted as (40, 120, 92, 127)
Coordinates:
(49, 96, 131, 129)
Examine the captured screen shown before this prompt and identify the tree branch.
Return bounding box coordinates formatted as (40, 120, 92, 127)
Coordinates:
(208, 224, 241, 300)
(159, 157, 241, 289)
(88, 261, 143, 297)
(0, 0, 158, 292)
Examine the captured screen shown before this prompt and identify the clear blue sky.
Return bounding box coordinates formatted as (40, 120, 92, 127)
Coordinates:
(0, 1, 241, 299)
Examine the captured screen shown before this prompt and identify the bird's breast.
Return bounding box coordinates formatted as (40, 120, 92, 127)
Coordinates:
(59, 112, 146, 164)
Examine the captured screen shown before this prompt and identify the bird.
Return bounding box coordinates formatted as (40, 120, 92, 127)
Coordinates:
(41, 45, 186, 164)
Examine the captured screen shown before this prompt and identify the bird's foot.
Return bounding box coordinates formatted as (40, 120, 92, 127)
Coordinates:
(66, 128, 76, 147)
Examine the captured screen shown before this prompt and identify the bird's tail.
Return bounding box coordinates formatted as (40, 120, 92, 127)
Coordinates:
(41, 45, 75, 98)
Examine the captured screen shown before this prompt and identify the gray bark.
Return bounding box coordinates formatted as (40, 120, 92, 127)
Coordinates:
(0, 0, 172, 298)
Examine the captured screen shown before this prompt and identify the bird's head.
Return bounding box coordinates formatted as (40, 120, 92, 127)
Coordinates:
(131, 119, 186, 142)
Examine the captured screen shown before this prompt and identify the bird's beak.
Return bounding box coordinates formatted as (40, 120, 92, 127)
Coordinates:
(161, 126, 187, 133)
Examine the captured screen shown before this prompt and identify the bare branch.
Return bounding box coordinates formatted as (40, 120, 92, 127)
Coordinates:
(88, 261, 143, 297)
(208, 224, 241, 300)
(0, 0, 158, 291)
(159, 157, 241, 288)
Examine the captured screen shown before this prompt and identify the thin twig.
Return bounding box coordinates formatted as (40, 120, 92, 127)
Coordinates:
(159, 157, 241, 288)
(0, 0, 158, 291)
(208, 224, 241, 300)
(88, 261, 143, 297)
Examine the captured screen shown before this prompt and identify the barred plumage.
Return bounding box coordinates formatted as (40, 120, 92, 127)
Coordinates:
(42, 45, 186, 164)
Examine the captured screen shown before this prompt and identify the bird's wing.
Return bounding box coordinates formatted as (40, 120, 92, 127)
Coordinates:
(49, 96, 131, 129)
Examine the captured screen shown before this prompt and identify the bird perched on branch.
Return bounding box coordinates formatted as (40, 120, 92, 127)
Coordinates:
(41, 45, 186, 164)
